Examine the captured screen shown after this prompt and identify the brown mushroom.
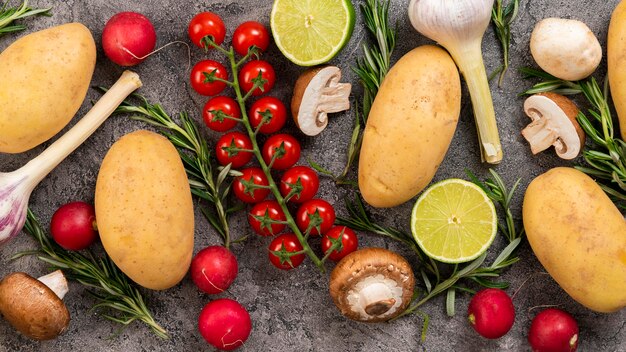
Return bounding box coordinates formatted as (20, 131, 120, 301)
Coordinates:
(329, 248, 415, 323)
(521, 92, 585, 160)
(0, 270, 70, 340)
(291, 66, 352, 136)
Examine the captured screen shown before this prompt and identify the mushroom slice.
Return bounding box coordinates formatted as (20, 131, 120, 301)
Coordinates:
(329, 248, 415, 322)
(291, 66, 352, 136)
(0, 270, 70, 340)
(521, 93, 585, 160)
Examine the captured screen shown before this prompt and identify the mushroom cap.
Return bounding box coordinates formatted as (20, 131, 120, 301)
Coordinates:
(329, 247, 415, 323)
(0, 272, 70, 340)
(291, 66, 351, 136)
(530, 18, 602, 81)
(522, 92, 585, 160)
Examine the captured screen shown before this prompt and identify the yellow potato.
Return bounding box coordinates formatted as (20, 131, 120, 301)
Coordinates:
(95, 130, 194, 290)
(0, 23, 96, 153)
(609, 0, 626, 140)
(523, 167, 626, 313)
(358, 45, 461, 208)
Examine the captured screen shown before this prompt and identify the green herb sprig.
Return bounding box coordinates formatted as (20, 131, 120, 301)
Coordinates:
(0, 0, 50, 36)
(310, 0, 396, 184)
(337, 170, 523, 330)
(521, 67, 626, 203)
(13, 210, 168, 339)
(490, 0, 519, 86)
(110, 94, 242, 248)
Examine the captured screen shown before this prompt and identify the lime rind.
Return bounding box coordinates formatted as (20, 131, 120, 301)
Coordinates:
(411, 179, 498, 264)
(270, 0, 355, 66)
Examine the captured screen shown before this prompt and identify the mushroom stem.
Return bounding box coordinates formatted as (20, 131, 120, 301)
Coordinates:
(522, 119, 557, 154)
(359, 282, 396, 316)
(319, 82, 351, 114)
(37, 270, 68, 300)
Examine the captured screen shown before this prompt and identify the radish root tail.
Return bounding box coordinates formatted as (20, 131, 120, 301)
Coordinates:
(122, 40, 192, 70)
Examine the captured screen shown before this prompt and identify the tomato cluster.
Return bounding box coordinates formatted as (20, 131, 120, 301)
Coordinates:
(187, 12, 358, 272)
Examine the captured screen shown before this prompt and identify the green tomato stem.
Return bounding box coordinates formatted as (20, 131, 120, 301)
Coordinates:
(225, 48, 324, 271)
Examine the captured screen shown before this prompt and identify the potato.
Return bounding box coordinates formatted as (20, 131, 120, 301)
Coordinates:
(608, 0, 626, 140)
(0, 23, 96, 153)
(95, 130, 194, 290)
(523, 167, 626, 313)
(358, 45, 461, 208)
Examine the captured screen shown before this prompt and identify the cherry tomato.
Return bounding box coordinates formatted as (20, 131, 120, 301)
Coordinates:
(232, 21, 270, 56)
(296, 199, 336, 236)
(233, 167, 270, 203)
(279, 166, 319, 203)
(188, 12, 226, 49)
(249, 97, 287, 134)
(268, 233, 304, 270)
(215, 132, 253, 168)
(248, 200, 286, 237)
(190, 60, 228, 96)
(239, 60, 275, 96)
(262, 134, 301, 170)
(50, 202, 98, 251)
(321, 226, 358, 262)
(203, 96, 241, 132)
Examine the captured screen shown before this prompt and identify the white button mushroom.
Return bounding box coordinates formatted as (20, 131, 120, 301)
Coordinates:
(530, 18, 602, 81)
(291, 66, 352, 136)
(521, 93, 585, 160)
(329, 248, 415, 322)
(0, 270, 70, 340)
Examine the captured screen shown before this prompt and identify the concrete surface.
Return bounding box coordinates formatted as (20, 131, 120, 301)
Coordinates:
(1, 0, 625, 351)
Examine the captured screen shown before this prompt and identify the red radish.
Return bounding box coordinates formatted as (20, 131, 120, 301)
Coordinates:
(528, 308, 579, 352)
(467, 288, 515, 339)
(191, 246, 238, 294)
(198, 298, 252, 351)
(102, 12, 157, 66)
(50, 201, 98, 251)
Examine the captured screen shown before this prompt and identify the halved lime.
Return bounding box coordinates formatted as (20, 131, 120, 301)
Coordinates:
(411, 179, 497, 264)
(270, 0, 355, 66)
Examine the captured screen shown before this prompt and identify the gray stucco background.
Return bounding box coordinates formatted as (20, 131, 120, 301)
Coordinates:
(1, 0, 625, 351)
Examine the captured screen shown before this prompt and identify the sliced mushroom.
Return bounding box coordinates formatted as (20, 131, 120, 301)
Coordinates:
(521, 93, 585, 160)
(329, 248, 415, 322)
(0, 270, 70, 340)
(291, 66, 352, 136)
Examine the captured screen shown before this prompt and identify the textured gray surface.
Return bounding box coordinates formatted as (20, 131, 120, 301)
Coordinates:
(0, 0, 625, 351)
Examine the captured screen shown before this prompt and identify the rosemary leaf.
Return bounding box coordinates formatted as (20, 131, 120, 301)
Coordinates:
(0, 0, 51, 36)
(491, 0, 519, 86)
(14, 210, 168, 339)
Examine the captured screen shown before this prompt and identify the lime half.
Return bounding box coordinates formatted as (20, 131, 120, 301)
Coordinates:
(411, 179, 497, 264)
(270, 0, 355, 66)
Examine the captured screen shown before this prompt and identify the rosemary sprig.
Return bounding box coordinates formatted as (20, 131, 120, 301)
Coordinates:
(0, 0, 50, 36)
(521, 68, 626, 202)
(13, 209, 168, 339)
(338, 170, 523, 322)
(310, 0, 396, 183)
(111, 93, 241, 248)
(490, 0, 519, 86)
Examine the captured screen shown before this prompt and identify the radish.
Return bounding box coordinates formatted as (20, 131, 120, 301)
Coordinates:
(191, 246, 238, 294)
(467, 288, 516, 339)
(102, 12, 156, 66)
(198, 298, 252, 351)
(50, 201, 98, 251)
(528, 308, 579, 352)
